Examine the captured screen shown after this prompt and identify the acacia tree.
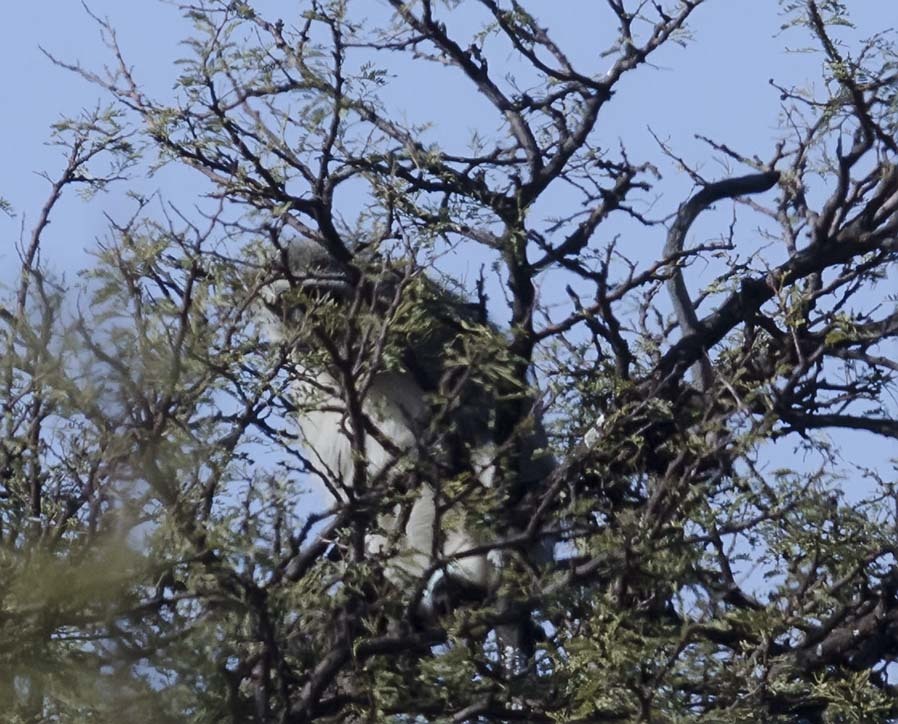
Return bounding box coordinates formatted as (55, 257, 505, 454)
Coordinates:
(2, 0, 898, 721)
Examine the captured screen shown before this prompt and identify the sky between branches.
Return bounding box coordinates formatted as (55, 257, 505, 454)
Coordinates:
(1, 0, 895, 514)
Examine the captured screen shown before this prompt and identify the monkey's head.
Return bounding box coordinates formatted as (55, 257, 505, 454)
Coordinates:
(253, 239, 383, 345)
(267, 240, 357, 306)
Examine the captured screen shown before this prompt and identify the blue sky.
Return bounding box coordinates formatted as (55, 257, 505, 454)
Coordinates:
(1, 1, 890, 272)
(1, 2, 895, 508)
(0, 2, 885, 246)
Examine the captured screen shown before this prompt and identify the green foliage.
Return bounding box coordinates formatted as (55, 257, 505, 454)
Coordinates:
(3, 0, 898, 721)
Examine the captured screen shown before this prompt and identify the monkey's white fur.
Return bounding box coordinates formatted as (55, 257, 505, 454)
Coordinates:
(292, 366, 497, 595)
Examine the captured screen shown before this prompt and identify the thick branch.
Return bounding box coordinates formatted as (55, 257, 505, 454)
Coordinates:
(664, 170, 780, 389)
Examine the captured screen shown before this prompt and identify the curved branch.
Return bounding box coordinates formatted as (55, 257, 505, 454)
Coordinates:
(664, 170, 780, 389)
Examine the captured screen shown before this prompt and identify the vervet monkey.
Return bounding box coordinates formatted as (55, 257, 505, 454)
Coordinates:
(257, 239, 554, 671)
